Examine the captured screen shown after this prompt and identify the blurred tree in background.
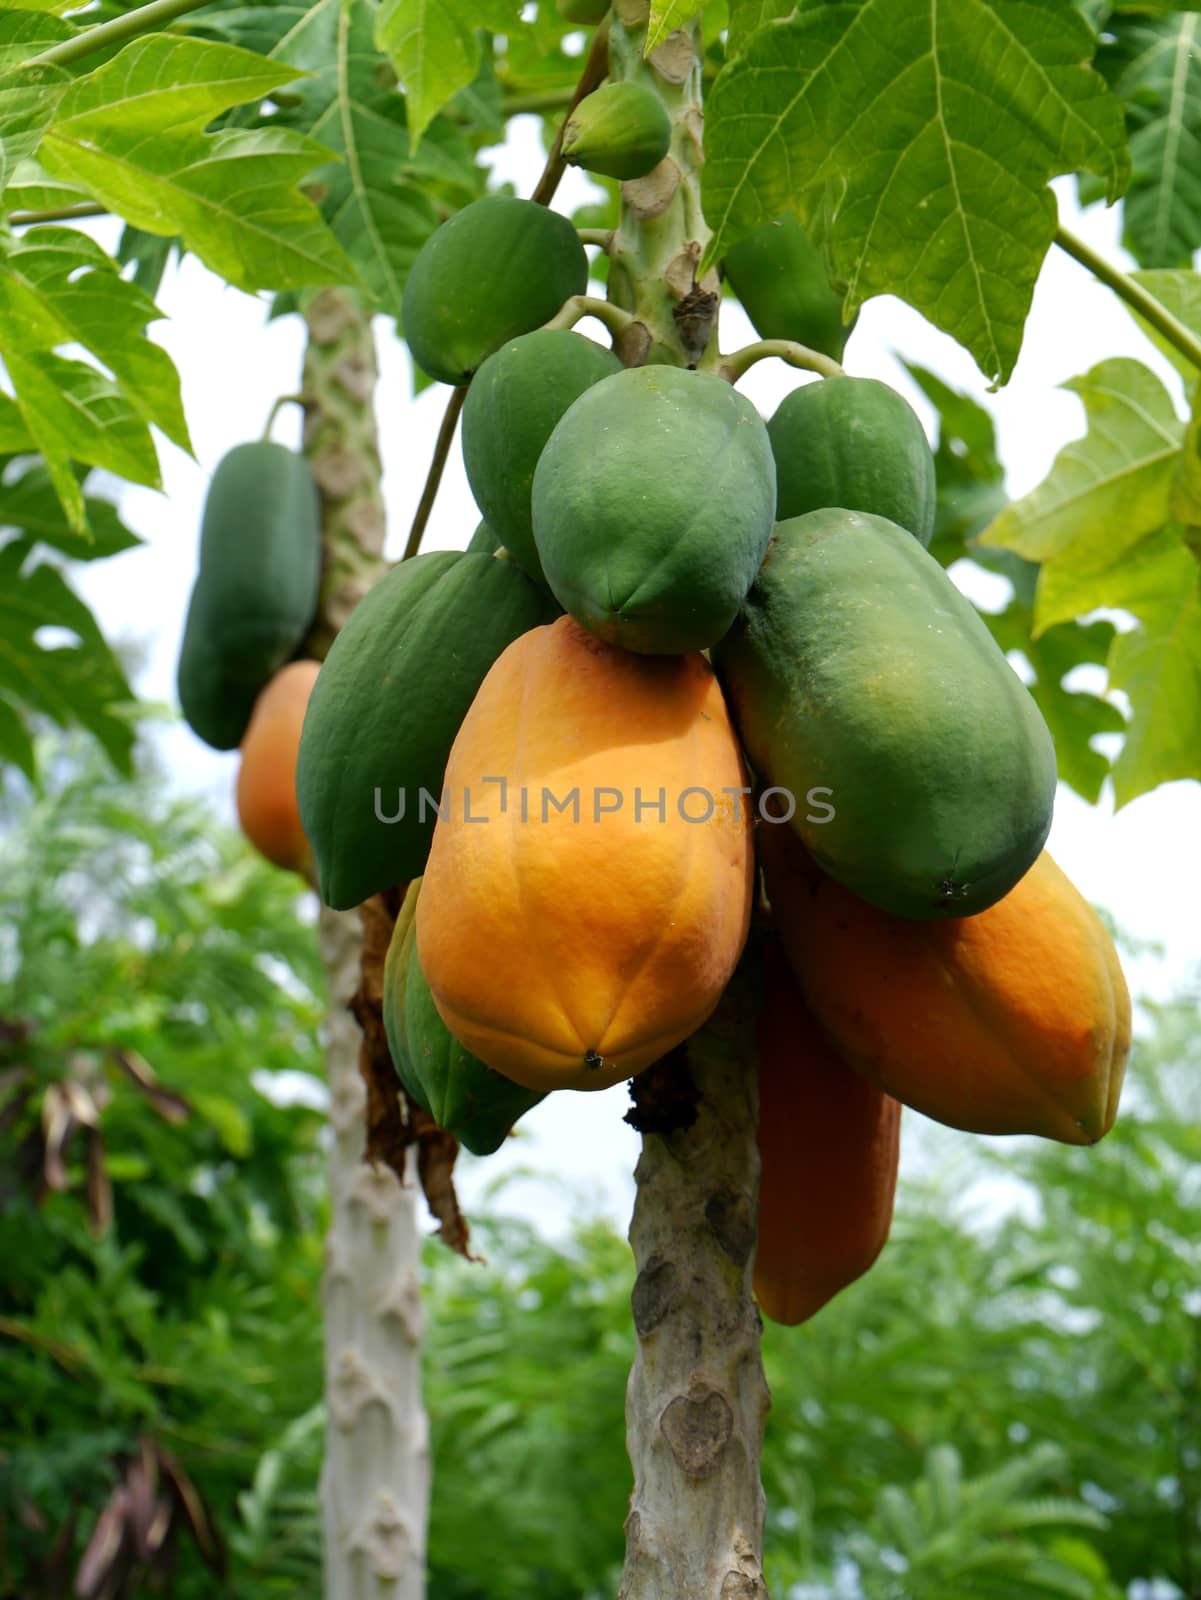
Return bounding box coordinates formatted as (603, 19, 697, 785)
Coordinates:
(0, 744, 328, 1595)
(2, 743, 1198, 1598)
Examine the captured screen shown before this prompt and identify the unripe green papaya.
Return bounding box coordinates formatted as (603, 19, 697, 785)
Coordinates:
(296, 551, 557, 909)
(402, 197, 588, 386)
(383, 881, 544, 1156)
(462, 330, 622, 587)
(714, 509, 1057, 919)
(561, 82, 672, 181)
(382, 880, 421, 1079)
(723, 214, 854, 363)
(557, 0, 608, 20)
(769, 376, 937, 547)
(532, 366, 777, 654)
(177, 442, 321, 750)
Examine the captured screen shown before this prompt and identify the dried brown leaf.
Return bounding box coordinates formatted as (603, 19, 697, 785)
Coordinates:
(74, 1487, 131, 1598)
(86, 1128, 113, 1235)
(110, 1050, 190, 1124)
(413, 1108, 476, 1261)
(352, 891, 413, 1181)
(0, 1062, 32, 1099)
(41, 1085, 76, 1192)
(156, 1445, 225, 1575)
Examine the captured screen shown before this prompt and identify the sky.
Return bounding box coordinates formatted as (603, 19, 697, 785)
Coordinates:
(67, 125, 1201, 1234)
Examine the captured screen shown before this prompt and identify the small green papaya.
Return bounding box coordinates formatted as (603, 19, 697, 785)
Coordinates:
(462, 330, 622, 586)
(382, 880, 421, 1093)
(561, 83, 672, 181)
(296, 551, 557, 909)
(723, 215, 853, 363)
(714, 509, 1057, 919)
(402, 197, 588, 386)
(557, 0, 608, 20)
(769, 376, 937, 546)
(532, 366, 777, 654)
(177, 442, 321, 750)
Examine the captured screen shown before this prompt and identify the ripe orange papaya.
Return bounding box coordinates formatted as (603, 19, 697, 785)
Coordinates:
(755, 938, 900, 1327)
(760, 825, 1130, 1145)
(416, 616, 753, 1092)
(236, 660, 320, 873)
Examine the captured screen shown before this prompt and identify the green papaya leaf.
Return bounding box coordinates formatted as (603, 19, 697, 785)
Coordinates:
(1174, 380, 1201, 524)
(980, 359, 1182, 573)
(37, 36, 357, 294)
(0, 226, 188, 529)
(253, 0, 481, 320)
(1095, 13, 1201, 268)
(646, 0, 706, 54)
(702, 0, 1130, 384)
(726, 0, 793, 57)
(0, 462, 140, 560)
(375, 0, 522, 146)
(0, 538, 137, 778)
(1126, 268, 1201, 382)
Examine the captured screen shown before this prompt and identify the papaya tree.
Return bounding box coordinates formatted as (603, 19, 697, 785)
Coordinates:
(1, 0, 1198, 1595)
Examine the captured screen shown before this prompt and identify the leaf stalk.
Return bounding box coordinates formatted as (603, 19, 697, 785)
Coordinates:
(1055, 225, 1201, 375)
(28, 0, 217, 68)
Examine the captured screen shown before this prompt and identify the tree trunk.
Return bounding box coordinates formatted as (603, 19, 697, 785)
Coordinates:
(604, 10, 772, 1594)
(620, 977, 770, 1600)
(302, 288, 430, 1600)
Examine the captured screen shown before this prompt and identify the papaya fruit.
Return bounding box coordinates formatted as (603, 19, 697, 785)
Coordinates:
(417, 616, 753, 1092)
(722, 214, 854, 364)
(462, 330, 621, 586)
(235, 660, 319, 873)
(768, 376, 937, 546)
(382, 879, 420, 1083)
(402, 197, 589, 386)
(755, 938, 900, 1327)
(761, 826, 1130, 1145)
(296, 550, 557, 910)
(383, 882, 544, 1154)
(561, 83, 672, 181)
(532, 366, 777, 654)
(177, 442, 321, 750)
(557, 0, 608, 20)
(715, 509, 1057, 919)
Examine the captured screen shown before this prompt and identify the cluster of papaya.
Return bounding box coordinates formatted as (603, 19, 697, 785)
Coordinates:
(176, 441, 323, 873)
(179, 182, 1130, 1331)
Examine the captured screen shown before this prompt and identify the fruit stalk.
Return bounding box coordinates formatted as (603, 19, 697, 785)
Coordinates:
(604, 15, 771, 1594)
(302, 288, 430, 1600)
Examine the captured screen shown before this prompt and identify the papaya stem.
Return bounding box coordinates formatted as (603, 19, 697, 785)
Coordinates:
(541, 292, 639, 345)
(28, 0, 216, 66)
(531, 18, 611, 208)
(260, 392, 306, 442)
(719, 338, 844, 384)
(403, 386, 466, 562)
(577, 227, 615, 250)
(9, 202, 107, 226)
(1054, 225, 1201, 373)
(499, 88, 578, 116)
